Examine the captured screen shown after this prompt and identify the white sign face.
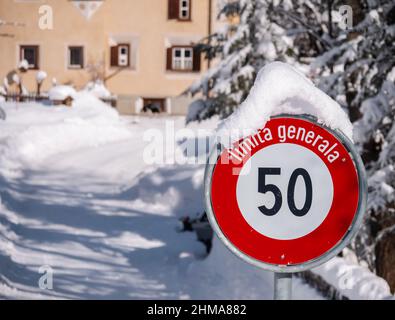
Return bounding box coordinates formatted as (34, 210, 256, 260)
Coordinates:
(236, 143, 334, 240)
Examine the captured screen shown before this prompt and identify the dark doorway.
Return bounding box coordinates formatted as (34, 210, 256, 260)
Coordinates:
(142, 98, 165, 113)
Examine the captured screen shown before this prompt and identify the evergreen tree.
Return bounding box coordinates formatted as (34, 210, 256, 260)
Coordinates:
(309, 1, 395, 287)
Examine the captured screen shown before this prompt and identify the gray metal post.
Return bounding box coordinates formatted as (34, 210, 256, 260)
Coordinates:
(274, 273, 292, 300)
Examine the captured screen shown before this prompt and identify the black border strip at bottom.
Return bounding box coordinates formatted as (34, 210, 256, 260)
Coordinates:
(0, 300, 391, 318)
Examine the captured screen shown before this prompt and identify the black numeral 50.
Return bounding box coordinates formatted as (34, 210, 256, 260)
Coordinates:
(258, 167, 313, 217)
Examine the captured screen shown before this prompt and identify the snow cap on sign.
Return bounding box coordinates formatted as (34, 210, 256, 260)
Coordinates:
(216, 62, 353, 147)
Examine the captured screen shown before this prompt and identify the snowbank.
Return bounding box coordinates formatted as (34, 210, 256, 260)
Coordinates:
(0, 93, 131, 178)
(216, 62, 353, 146)
(313, 257, 393, 300)
(48, 85, 77, 101)
(83, 81, 112, 99)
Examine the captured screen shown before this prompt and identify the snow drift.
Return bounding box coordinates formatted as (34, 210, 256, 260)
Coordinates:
(313, 257, 393, 300)
(0, 92, 132, 178)
(83, 81, 112, 99)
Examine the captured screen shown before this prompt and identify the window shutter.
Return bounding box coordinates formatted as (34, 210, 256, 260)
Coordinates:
(110, 46, 118, 67)
(166, 47, 173, 70)
(168, 0, 179, 20)
(125, 44, 130, 67)
(80, 47, 84, 68)
(193, 47, 201, 72)
(34, 46, 39, 69)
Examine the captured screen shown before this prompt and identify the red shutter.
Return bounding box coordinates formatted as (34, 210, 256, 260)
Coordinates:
(126, 44, 130, 67)
(168, 0, 179, 19)
(79, 47, 84, 68)
(34, 46, 39, 69)
(110, 46, 118, 67)
(187, 0, 192, 20)
(193, 47, 201, 72)
(166, 47, 173, 70)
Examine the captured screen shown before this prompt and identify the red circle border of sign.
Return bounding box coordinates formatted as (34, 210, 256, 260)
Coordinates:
(209, 116, 363, 267)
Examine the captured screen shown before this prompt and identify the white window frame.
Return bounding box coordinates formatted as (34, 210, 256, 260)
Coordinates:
(118, 45, 129, 67)
(68, 46, 84, 69)
(172, 47, 193, 71)
(179, 0, 190, 20)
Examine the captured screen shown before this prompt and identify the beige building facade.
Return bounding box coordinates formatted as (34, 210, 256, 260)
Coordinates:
(0, 0, 216, 114)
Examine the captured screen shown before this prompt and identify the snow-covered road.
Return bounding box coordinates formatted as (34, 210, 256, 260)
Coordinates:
(0, 162, 204, 299)
(0, 111, 204, 299)
(0, 99, 322, 299)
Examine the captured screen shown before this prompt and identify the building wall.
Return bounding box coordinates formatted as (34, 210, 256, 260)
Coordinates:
(0, 0, 214, 114)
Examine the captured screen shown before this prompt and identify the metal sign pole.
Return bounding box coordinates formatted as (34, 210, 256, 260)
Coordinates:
(274, 273, 292, 300)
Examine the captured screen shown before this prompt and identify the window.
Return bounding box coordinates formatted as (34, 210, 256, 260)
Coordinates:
(179, 0, 190, 20)
(110, 44, 130, 67)
(168, 0, 191, 21)
(172, 47, 193, 70)
(142, 98, 165, 113)
(20, 45, 39, 69)
(68, 46, 84, 69)
(166, 46, 200, 72)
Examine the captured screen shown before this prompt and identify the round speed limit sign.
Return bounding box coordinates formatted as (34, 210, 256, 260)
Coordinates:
(205, 115, 367, 272)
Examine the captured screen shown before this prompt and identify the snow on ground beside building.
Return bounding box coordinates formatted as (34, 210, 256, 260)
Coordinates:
(0, 93, 131, 178)
(83, 81, 112, 99)
(48, 85, 77, 101)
